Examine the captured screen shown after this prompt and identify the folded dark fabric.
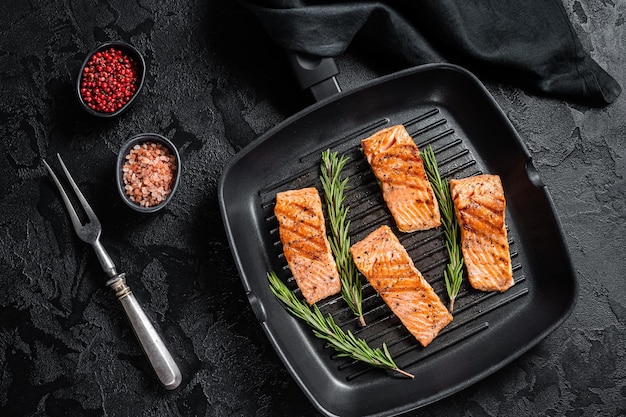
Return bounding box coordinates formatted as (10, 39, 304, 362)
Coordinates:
(241, 0, 621, 106)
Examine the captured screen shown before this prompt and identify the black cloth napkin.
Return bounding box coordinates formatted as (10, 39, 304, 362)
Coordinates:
(241, 0, 621, 106)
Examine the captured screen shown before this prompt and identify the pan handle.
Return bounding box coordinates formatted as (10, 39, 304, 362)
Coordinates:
(287, 51, 341, 102)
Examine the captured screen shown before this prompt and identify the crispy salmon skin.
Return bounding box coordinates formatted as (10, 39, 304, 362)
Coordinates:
(274, 187, 342, 305)
(361, 125, 441, 232)
(449, 174, 514, 292)
(350, 225, 452, 347)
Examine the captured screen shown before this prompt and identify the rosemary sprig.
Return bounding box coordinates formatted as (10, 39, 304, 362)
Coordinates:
(320, 149, 366, 326)
(267, 271, 414, 378)
(420, 145, 464, 312)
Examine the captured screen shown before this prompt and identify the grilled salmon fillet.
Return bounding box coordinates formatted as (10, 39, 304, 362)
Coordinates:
(361, 125, 441, 232)
(449, 174, 514, 292)
(274, 187, 342, 305)
(350, 225, 452, 347)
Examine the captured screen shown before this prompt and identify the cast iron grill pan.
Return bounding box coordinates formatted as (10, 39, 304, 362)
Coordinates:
(219, 64, 577, 417)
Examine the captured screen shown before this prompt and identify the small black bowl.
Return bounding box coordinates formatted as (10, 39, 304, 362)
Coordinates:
(116, 133, 181, 213)
(76, 41, 146, 118)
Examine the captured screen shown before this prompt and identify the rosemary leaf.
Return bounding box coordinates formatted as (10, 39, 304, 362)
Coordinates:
(267, 271, 413, 378)
(420, 145, 464, 312)
(320, 149, 366, 326)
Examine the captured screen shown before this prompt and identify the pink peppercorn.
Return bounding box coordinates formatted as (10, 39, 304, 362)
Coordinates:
(80, 47, 140, 114)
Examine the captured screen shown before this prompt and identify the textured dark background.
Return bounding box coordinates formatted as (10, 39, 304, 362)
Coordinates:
(1, 1, 625, 416)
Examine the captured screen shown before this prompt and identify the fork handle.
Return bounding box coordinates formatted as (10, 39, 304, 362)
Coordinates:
(107, 275, 182, 390)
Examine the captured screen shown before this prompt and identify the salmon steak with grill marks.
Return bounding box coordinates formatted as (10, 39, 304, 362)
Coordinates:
(361, 125, 441, 232)
(449, 174, 514, 292)
(350, 225, 452, 347)
(274, 187, 342, 305)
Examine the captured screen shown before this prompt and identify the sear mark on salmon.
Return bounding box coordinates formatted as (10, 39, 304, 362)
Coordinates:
(350, 225, 452, 347)
(449, 174, 514, 292)
(361, 125, 441, 233)
(274, 187, 342, 305)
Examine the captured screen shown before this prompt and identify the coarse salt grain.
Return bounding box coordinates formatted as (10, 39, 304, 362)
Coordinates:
(122, 141, 177, 207)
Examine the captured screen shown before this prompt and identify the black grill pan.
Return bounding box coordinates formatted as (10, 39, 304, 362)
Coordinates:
(218, 64, 577, 417)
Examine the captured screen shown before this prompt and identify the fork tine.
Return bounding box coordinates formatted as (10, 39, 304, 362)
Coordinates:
(55, 153, 100, 227)
(42, 158, 85, 234)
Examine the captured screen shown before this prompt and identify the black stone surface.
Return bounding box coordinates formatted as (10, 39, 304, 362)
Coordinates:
(1, 1, 624, 416)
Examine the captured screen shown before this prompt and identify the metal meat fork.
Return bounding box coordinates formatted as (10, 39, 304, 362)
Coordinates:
(43, 154, 182, 390)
